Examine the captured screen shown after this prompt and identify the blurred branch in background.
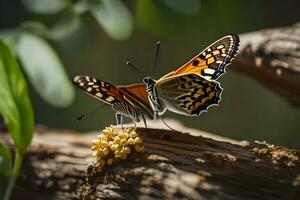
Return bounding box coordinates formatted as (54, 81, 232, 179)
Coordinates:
(235, 22, 300, 106)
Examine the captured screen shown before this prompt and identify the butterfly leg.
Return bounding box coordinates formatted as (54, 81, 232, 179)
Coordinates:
(115, 113, 124, 129)
(159, 115, 178, 132)
(141, 113, 147, 128)
(132, 121, 137, 129)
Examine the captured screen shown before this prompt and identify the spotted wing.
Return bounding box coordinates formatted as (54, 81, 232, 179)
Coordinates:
(156, 73, 222, 116)
(161, 34, 239, 81)
(73, 75, 129, 105)
(73, 76, 154, 119)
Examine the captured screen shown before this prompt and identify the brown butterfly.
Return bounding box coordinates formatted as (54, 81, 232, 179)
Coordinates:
(73, 35, 240, 127)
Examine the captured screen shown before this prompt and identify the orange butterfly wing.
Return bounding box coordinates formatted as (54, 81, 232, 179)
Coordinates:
(160, 34, 239, 80)
(117, 83, 152, 113)
(73, 76, 154, 119)
(154, 35, 239, 116)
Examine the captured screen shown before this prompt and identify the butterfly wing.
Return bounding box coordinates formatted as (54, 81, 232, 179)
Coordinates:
(73, 75, 128, 105)
(117, 83, 154, 119)
(73, 76, 154, 119)
(155, 73, 222, 116)
(160, 34, 239, 81)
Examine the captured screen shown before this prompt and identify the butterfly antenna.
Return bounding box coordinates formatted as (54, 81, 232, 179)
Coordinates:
(159, 115, 178, 132)
(151, 41, 161, 76)
(126, 61, 146, 77)
(76, 104, 108, 121)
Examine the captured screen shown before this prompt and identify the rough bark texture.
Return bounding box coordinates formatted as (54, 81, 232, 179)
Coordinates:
(1, 123, 299, 200)
(234, 22, 300, 106)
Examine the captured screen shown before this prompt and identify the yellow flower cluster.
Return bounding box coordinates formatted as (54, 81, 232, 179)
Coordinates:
(91, 126, 144, 168)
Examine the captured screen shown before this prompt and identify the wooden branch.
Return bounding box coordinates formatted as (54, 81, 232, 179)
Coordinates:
(234, 22, 300, 106)
(1, 123, 299, 200)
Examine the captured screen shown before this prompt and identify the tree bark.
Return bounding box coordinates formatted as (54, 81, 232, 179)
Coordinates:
(1, 122, 299, 200)
(234, 22, 300, 106)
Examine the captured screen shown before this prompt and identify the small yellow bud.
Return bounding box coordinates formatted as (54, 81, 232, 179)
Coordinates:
(134, 137, 143, 145)
(120, 139, 128, 146)
(108, 141, 114, 146)
(98, 135, 107, 141)
(101, 140, 108, 148)
(91, 145, 98, 151)
(92, 152, 98, 157)
(114, 136, 121, 143)
(128, 138, 134, 145)
(120, 147, 126, 154)
(118, 152, 127, 159)
(91, 139, 99, 145)
(120, 132, 129, 139)
(124, 146, 131, 154)
(107, 158, 114, 165)
(99, 159, 106, 167)
(102, 147, 109, 156)
(115, 150, 120, 155)
(96, 150, 104, 158)
(111, 144, 118, 151)
(130, 131, 137, 138)
(115, 144, 121, 150)
(102, 129, 108, 135)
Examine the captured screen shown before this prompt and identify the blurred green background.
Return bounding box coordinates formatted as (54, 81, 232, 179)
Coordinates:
(1, 0, 300, 148)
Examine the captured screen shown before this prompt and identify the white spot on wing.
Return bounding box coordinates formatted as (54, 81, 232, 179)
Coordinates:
(204, 68, 215, 75)
(86, 87, 92, 92)
(106, 96, 115, 102)
(73, 76, 80, 82)
(95, 93, 103, 98)
(85, 76, 91, 82)
(217, 45, 224, 49)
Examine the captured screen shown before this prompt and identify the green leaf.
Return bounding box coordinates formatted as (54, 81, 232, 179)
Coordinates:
(74, 0, 89, 15)
(0, 29, 19, 50)
(0, 40, 34, 153)
(16, 32, 75, 107)
(21, 21, 52, 40)
(89, 0, 133, 41)
(51, 11, 82, 41)
(22, 0, 70, 15)
(0, 141, 11, 177)
(22, 16, 82, 41)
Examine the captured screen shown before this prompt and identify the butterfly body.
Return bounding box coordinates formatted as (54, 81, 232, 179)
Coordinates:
(143, 77, 166, 116)
(73, 34, 240, 127)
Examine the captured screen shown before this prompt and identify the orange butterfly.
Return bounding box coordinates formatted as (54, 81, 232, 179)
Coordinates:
(73, 35, 239, 127)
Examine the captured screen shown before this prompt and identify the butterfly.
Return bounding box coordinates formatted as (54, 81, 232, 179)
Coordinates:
(73, 34, 240, 128)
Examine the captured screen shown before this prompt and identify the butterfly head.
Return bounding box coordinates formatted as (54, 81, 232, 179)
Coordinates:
(143, 77, 155, 88)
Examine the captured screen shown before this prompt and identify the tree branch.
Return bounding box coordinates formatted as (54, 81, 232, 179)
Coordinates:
(234, 22, 300, 106)
(1, 124, 299, 200)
